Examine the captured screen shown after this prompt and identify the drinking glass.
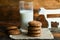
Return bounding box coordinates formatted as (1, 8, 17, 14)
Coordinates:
(19, 1, 33, 29)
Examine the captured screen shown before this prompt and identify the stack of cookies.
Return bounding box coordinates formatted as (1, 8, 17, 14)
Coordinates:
(7, 26, 21, 35)
(28, 21, 42, 37)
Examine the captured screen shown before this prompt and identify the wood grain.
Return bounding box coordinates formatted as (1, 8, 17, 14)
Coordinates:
(20, 0, 60, 9)
(47, 14, 60, 18)
(53, 32, 60, 38)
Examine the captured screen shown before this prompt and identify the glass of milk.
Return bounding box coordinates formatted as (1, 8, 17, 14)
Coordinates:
(19, 1, 33, 29)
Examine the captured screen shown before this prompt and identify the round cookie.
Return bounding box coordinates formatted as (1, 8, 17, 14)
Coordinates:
(28, 21, 42, 27)
(28, 26, 41, 31)
(8, 29, 21, 35)
(28, 33, 41, 37)
(7, 26, 18, 30)
(28, 30, 41, 34)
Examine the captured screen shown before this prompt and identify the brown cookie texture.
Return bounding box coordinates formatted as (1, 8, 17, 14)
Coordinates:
(28, 33, 41, 37)
(28, 21, 42, 27)
(28, 30, 41, 34)
(8, 29, 21, 35)
(7, 26, 18, 30)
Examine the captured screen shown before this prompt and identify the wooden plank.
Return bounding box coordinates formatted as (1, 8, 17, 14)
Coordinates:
(47, 14, 60, 18)
(52, 32, 60, 38)
(20, 0, 60, 9)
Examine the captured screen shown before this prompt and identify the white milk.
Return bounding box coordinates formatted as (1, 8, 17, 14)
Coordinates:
(20, 10, 33, 29)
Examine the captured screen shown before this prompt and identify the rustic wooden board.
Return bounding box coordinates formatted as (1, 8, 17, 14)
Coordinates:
(47, 14, 60, 18)
(0, 0, 19, 6)
(20, 0, 60, 9)
(0, 0, 20, 27)
(0, 0, 60, 9)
